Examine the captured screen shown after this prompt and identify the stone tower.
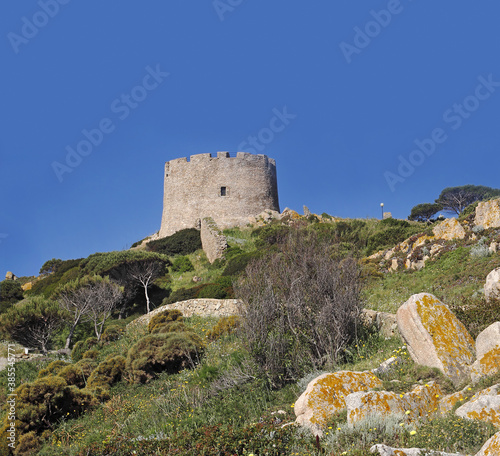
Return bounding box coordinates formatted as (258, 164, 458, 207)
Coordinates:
(159, 151, 280, 237)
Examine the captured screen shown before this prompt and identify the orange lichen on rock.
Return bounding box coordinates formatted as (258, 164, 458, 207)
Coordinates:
(439, 389, 467, 415)
(471, 346, 500, 383)
(456, 394, 500, 428)
(294, 371, 382, 435)
(476, 430, 500, 456)
(397, 293, 475, 386)
(346, 382, 442, 426)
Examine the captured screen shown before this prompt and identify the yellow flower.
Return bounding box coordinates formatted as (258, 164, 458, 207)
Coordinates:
(410, 430, 417, 435)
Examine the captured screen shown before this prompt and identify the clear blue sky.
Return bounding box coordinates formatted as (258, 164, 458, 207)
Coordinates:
(1, 1, 500, 277)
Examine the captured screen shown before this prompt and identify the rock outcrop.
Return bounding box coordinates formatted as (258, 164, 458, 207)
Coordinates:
(484, 268, 500, 302)
(294, 371, 382, 436)
(475, 198, 500, 229)
(470, 323, 500, 383)
(477, 430, 500, 455)
(370, 444, 464, 456)
(396, 293, 475, 386)
(432, 218, 466, 241)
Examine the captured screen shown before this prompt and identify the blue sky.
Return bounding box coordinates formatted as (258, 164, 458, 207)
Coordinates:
(1, 1, 500, 277)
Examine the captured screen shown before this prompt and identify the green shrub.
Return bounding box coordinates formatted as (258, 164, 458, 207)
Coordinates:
(0, 280, 23, 312)
(164, 278, 234, 304)
(146, 228, 202, 256)
(148, 309, 183, 333)
(37, 360, 70, 378)
(366, 226, 417, 255)
(150, 320, 187, 334)
(195, 282, 234, 299)
(58, 359, 96, 388)
(28, 258, 83, 297)
(0, 375, 95, 447)
(87, 355, 126, 389)
(100, 325, 124, 343)
(171, 256, 195, 273)
(126, 331, 205, 383)
(222, 252, 260, 276)
(206, 316, 241, 341)
(71, 337, 98, 362)
(451, 297, 500, 338)
(163, 286, 198, 304)
(82, 348, 99, 360)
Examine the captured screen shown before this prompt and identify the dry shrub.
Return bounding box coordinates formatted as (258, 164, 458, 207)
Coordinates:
(206, 316, 241, 341)
(236, 228, 362, 387)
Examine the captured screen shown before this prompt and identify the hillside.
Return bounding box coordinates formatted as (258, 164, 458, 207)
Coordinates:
(0, 201, 500, 455)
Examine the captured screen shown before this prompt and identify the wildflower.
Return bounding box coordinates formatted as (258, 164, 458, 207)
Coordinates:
(410, 430, 417, 435)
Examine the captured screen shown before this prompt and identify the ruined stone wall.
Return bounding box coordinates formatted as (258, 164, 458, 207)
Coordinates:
(159, 152, 279, 237)
(200, 217, 227, 263)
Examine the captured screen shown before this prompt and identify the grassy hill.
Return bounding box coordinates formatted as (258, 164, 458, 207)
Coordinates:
(0, 212, 499, 455)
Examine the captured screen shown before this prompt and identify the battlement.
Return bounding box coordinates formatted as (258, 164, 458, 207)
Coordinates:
(166, 152, 275, 167)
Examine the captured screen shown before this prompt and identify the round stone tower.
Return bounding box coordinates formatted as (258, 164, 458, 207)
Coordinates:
(159, 151, 280, 237)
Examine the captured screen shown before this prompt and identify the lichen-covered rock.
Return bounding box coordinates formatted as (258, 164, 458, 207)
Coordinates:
(361, 309, 398, 338)
(346, 382, 442, 426)
(476, 323, 500, 359)
(294, 371, 382, 436)
(471, 347, 500, 383)
(346, 391, 405, 426)
(475, 198, 500, 229)
(484, 269, 500, 302)
(432, 218, 466, 240)
(396, 293, 475, 386)
(455, 395, 500, 428)
(476, 430, 500, 456)
(370, 444, 464, 456)
(439, 387, 470, 415)
(371, 357, 401, 376)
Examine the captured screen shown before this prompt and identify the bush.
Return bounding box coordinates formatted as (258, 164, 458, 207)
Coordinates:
(146, 228, 202, 256)
(236, 228, 362, 388)
(100, 325, 125, 343)
(170, 256, 195, 273)
(0, 375, 95, 447)
(206, 316, 241, 341)
(148, 309, 183, 333)
(0, 280, 23, 312)
(222, 252, 261, 276)
(164, 278, 234, 304)
(87, 355, 126, 389)
(82, 348, 99, 360)
(126, 331, 205, 383)
(38, 360, 70, 378)
(71, 337, 98, 362)
(58, 359, 96, 388)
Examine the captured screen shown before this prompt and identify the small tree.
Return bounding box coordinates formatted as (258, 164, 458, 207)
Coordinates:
(127, 259, 166, 313)
(236, 229, 361, 388)
(39, 258, 63, 275)
(85, 277, 123, 341)
(408, 203, 443, 222)
(0, 297, 68, 354)
(0, 279, 24, 312)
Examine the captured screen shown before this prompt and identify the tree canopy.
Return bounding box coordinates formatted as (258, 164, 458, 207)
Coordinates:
(408, 203, 443, 222)
(435, 185, 500, 215)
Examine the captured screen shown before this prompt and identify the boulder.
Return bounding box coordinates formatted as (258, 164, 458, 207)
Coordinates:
(371, 357, 401, 376)
(489, 242, 498, 254)
(475, 198, 500, 229)
(361, 309, 398, 338)
(294, 371, 382, 436)
(471, 347, 500, 384)
(396, 293, 475, 386)
(476, 430, 500, 455)
(432, 218, 466, 241)
(484, 268, 500, 302)
(346, 382, 442, 426)
(370, 444, 464, 456)
(455, 394, 500, 428)
(439, 387, 470, 415)
(5, 271, 17, 281)
(476, 323, 500, 359)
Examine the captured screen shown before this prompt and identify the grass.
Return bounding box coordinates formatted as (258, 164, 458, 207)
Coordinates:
(363, 243, 500, 312)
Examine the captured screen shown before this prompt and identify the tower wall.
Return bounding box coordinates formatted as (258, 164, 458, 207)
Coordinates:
(159, 152, 280, 237)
